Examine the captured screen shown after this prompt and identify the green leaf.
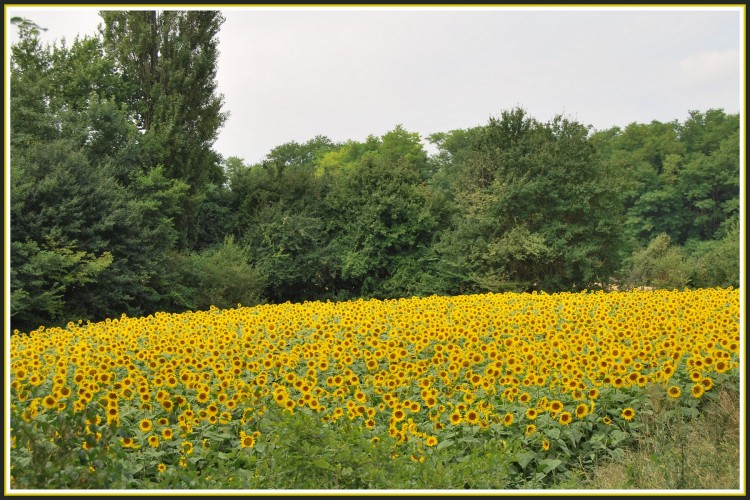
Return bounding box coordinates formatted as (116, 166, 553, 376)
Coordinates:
(436, 439, 454, 450)
(312, 458, 330, 470)
(516, 451, 536, 469)
(538, 458, 562, 474)
(610, 429, 629, 445)
(565, 426, 583, 444)
(459, 436, 480, 445)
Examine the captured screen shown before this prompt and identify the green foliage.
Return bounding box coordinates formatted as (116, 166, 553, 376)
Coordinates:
(621, 234, 693, 290)
(262, 135, 336, 179)
(10, 239, 112, 330)
(323, 134, 441, 298)
(10, 403, 129, 489)
(573, 380, 740, 490)
(10, 16, 48, 34)
(10, 25, 56, 149)
(430, 108, 625, 293)
(9, 40, 191, 329)
(676, 126, 739, 242)
(687, 219, 740, 288)
(100, 10, 228, 249)
(592, 110, 739, 251)
(184, 236, 266, 311)
(16, 383, 736, 490)
(243, 205, 329, 302)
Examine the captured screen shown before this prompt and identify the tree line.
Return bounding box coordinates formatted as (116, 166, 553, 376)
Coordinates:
(9, 11, 740, 333)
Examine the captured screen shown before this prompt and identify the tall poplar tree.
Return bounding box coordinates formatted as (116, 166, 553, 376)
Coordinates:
(99, 10, 227, 248)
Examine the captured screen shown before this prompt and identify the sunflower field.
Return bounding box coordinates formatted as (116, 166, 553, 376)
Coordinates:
(8, 287, 741, 490)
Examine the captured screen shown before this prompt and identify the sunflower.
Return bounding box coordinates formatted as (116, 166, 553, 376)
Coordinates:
(541, 439, 551, 451)
(559, 411, 573, 426)
(284, 399, 295, 412)
(503, 413, 514, 427)
(42, 395, 57, 410)
(239, 431, 255, 449)
(162, 428, 174, 440)
(139, 419, 153, 432)
(621, 408, 635, 421)
(667, 386, 682, 399)
(525, 424, 537, 436)
(700, 377, 714, 391)
(425, 436, 438, 447)
(181, 441, 194, 455)
(148, 435, 160, 448)
(465, 410, 479, 425)
(575, 403, 588, 419)
(120, 437, 139, 449)
(691, 384, 705, 399)
(392, 408, 406, 422)
(449, 411, 462, 425)
(107, 406, 119, 424)
(157, 463, 167, 473)
(549, 400, 563, 414)
(602, 416, 612, 425)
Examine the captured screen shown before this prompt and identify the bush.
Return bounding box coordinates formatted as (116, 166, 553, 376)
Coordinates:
(186, 235, 266, 310)
(622, 234, 693, 290)
(688, 221, 740, 288)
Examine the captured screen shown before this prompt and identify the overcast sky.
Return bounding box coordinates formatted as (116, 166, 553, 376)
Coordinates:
(6, 5, 744, 165)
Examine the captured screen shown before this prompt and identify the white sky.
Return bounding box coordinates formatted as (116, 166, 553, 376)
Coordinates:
(5, 5, 744, 165)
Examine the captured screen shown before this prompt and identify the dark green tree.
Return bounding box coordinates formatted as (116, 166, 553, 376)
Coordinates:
(621, 233, 693, 290)
(99, 10, 227, 249)
(590, 110, 738, 250)
(430, 108, 625, 292)
(323, 128, 442, 298)
(10, 26, 190, 330)
(181, 236, 266, 311)
(235, 138, 336, 301)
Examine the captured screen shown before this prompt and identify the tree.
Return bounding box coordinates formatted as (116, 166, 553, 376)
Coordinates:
(182, 236, 266, 311)
(323, 128, 442, 298)
(10, 22, 55, 150)
(10, 16, 47, 34)
(430, 108, 625, 292)
(233, 138, 336, 301)
(591, 110, 738, 249)
(10, 26, 191, 330)
(622, 234, 693, 290)
(100, 10, 227, 249)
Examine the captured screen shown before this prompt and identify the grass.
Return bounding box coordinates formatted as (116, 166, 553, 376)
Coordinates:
(569, 383, 741, 490)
